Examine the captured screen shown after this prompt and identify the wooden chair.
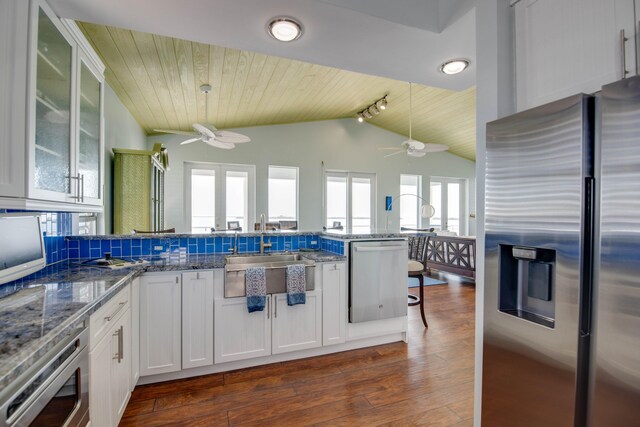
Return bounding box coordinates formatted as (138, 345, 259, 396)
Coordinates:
(407, 235, 430, 328)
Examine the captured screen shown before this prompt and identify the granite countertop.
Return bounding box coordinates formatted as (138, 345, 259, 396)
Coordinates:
(0, 250, 344, 391)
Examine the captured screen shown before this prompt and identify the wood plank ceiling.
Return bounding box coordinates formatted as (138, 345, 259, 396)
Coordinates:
(79, 23, 476, 160)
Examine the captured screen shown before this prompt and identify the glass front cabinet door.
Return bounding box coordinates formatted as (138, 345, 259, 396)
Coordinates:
(28, 0, 104, 208)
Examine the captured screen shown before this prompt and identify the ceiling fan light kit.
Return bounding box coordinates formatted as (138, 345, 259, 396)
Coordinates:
(267, 17, 303, 42)
(439, 58, 470, 75)
(355, 95, 388, 123)
(153, 83, 251, 149)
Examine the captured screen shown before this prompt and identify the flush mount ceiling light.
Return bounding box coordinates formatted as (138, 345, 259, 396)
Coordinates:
(267, 17, 303, 42)
(439, 58, 470, 75)
(355, 95, 388, 123)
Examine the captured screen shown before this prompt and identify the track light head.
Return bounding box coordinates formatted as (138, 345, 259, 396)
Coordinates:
(357, 113, 365, 123)
(377, 97, 387, 110)
(363, 109, 373, 119)
(369, 105, 380, 115)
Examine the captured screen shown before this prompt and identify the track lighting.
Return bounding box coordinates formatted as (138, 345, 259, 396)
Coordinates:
(355, 95, 388, 123)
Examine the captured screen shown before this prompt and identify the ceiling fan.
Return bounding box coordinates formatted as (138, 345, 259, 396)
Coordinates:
(379, 82, 449, 158)
(153, 84, 251, 149)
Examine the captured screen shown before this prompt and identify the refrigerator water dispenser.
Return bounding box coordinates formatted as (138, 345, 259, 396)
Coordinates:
(499, 244, 556, 328)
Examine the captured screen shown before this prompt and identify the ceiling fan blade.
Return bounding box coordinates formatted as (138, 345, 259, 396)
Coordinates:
(422, 143, 449, 153)
(213, 130, 251, 144)
(193, 123, 216, 138)
(384, 150, 405, 158)
(205, 139, 235, 149)
(180, 137, 201, 145)
(153, 129, 198, 136)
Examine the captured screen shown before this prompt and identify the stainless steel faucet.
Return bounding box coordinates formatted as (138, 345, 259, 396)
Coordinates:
(259, 214, 272, 254)
(260, 213, 266, 233)
(231, 231, 239, 254)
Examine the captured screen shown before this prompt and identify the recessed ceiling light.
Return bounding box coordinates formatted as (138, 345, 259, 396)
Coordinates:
(267, 17, 303, 42)
(439, 59, 470, 75)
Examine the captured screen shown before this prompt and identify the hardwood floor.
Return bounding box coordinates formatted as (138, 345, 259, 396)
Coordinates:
(121, 274, 476, 426)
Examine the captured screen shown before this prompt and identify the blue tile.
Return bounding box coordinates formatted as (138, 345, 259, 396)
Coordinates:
(214, 238, 222, 253)
(197, 239, 206, 253)
(132, 238, 142, 248)
(180, 238, 188, 248)
(101, 240, 111, 255)
(141, 239, 151, 255)
(121, 240, 131, 257)
(188, 244, 197, 254)
(68, 239, 79, 249)
(111, 239, 121, 248)
(69, 248, 79, 259)
(206, 237, 214, 245)
(111, 247, 121, 257)
(90, 239, 101, 250)
(90, 248, 101, 258)
(79, 240, 90, 258)
(206, 243, 215, 254)
(132, 246, 141, 257)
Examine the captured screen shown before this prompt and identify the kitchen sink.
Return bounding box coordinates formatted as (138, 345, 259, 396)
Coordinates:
(224, 253, 315, 298)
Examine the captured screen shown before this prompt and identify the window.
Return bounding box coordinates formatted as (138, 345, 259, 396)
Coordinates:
(430, 177, 466, 235)
(400, 175, 422, 229)
(324, 171, 375, 233)
(186, 162, 255, 233)
(268, 166, 298, 223)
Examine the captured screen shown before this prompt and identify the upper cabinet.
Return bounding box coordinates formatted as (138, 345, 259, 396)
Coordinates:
(0, 0, 104, 211)
(515, 0, 639, 111)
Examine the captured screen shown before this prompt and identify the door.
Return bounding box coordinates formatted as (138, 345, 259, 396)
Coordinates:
(89, 329, 114, 427)
(140, 273, 181, 376)
(350, 241, 408, 323)
(483, 94, 593, 425)
(322, 263, 347, 346)
(272, 290, 322, 354)
(111, 308, 131, 424)
(77, 53, 103, 206)
(214, 296, 271, 363)
(182, 271, 214, 369)
(186, 162, 256, 232)
(590, 76, 640, 426)
(515, 0, 636, 110)
(430, 178, 465, 235)
(28, 0, 77, 203)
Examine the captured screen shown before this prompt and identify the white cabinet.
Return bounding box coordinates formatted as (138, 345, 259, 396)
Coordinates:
(89, 285, 131, 427)
(214, 290, 322, 363)
(139, 273, 181, 376)
(321, 263, 347, 346)
(515, 0, 638, 110)
(0, 0, 104, 211)
(272, 291, 322, 354)
(182, 271, 214, 369)
(214, 295, 271, 364)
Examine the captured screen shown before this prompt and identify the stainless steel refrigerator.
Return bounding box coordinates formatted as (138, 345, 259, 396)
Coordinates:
(482, 76, 640, 426)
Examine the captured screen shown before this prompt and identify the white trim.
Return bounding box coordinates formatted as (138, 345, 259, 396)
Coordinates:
(60, 18, 105, 74)
(323, 170, 376, 234)
(429, 176, 468, 236)
(0, 196, 103, 213)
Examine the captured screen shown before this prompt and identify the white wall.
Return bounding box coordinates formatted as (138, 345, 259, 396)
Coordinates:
(103, 84, 147, 233)
(148, 119, 476, 234)
(474, 1, 516, 425)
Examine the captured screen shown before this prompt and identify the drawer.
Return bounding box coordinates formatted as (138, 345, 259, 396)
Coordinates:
(90, 283, 130, 350)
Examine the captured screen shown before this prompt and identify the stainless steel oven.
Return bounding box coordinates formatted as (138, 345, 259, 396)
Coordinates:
(1, 325, 89, 427)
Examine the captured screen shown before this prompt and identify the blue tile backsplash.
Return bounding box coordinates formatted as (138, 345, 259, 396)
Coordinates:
(64, 234, 339, 259)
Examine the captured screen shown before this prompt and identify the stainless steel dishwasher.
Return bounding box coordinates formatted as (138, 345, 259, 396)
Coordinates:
(349, 239, 407, 323)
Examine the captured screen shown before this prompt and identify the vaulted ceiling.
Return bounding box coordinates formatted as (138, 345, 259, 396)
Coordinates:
(79, 23, 476, 160)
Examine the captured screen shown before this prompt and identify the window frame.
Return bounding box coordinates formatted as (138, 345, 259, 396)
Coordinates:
(267, 165, 299, 224)
(323, 170, 376, 233)
(184, 161, 256, 233)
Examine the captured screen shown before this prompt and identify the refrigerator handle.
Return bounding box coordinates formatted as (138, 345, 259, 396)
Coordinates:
(579, 176, 596, 336)
(621, 29, 630, 79)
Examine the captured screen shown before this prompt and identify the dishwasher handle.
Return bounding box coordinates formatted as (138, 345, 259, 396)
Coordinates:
(353, 246, 405, 252)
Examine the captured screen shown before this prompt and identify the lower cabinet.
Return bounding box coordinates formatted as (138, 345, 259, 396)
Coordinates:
(89, 291, 131, 427)
(130, 277, 140, 388)
(214, 290, 322, 364)
(139, 271, 214, 376)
